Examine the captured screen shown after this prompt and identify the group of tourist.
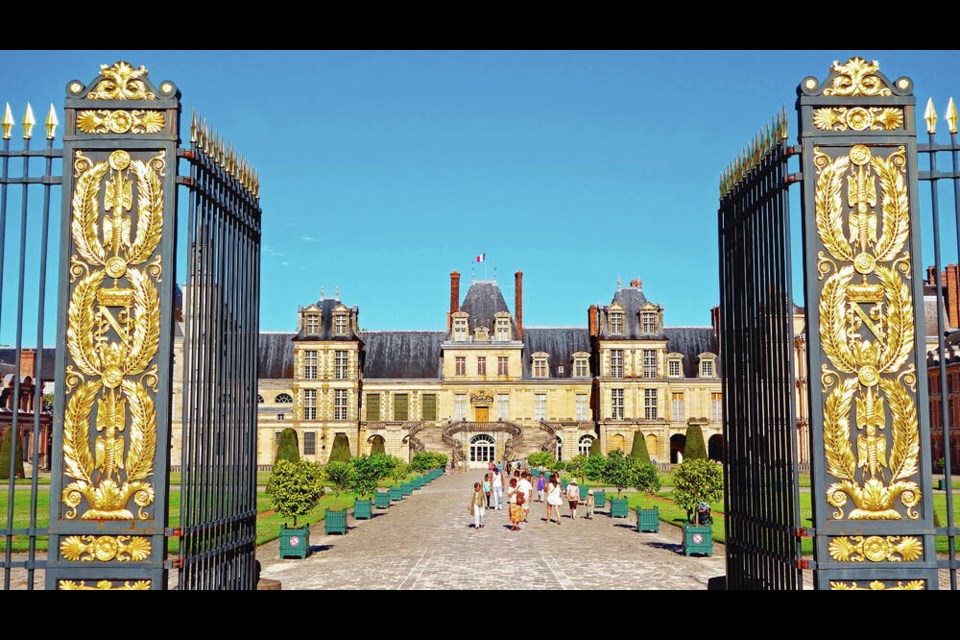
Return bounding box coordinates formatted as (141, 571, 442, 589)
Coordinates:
(469, 463, 594, 531)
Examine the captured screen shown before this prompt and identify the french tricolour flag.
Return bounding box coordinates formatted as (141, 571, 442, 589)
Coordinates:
(475, 253, 486, 263)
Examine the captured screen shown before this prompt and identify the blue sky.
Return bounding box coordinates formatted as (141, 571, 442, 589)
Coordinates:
(3, 50, 960, 345)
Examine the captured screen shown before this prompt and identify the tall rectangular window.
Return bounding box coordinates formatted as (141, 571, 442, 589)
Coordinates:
(334, 314, 348, 336)
(303, 389, 317, 420)
(335, 351, 348, 379)
(701, 359, 714, 377)
(455, 356, 466, 376)
(496, 318, 510, 341)
(711, 392, 722, 422)
(668, 359, 681, 377)
(534, 393, 547, 421)
(641, 312, 657, 334)
(497, 394, 510, 421)
(365, 393, 380, 421)
(422, 394, 437, 421)
(576, 394, 588, 421)
(498, 356, 508, 375)
(611, 388, 624, 420)
(575, 358, 588, 378)
(643, 349, 657, 378)
(672, 392, 684, 421)
(610, 350, 623, 378)
(533, 358, 547, 378)
(305, 314, 320, 335)
(932, 398, 942, 429)
(952, 372, 960, 393)
(610, 312, 624, 334)
(477, 356, 487, 376)
(334, 389, 348, 420)
(303, 432, 316, 455)
(644, 389, 658, 419)
(454, 318, 467, 341)
(393, 393, 409, 421)
(455, 394, 467, 421)
(304, 350, 318, 379)
(275, 431, 283, 447)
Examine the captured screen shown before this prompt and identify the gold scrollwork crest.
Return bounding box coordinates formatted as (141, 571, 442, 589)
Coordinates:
(61, 148, 165, 521)
(77, 110, 164, 135)
(828, 535, 922, 562)
(86, 62, 155, 100)
(822, 58, 893, 97)
(830, 580, 924, 590)
(58, 579, 151, 590)
(815, 144, 921, 520)
(813, 107, 904, 132)
(60, 535, 151, 562)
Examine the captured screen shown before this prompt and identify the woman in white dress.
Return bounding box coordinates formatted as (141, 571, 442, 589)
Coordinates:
(545, 473, 563, 525)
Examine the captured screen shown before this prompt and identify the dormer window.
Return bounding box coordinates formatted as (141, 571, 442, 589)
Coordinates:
(452, 312, 468, 341)
(574, 355, 590, 378)
(610, 312, 624, 335)
(641, 310, 657, 334)
(496, 318, 510, 341)
(699, 355, 716, 378)
(334, 313, 348, 336)
(305, 313, 320, 336)
(532, 353, 549, 378)
(667, 355, 683, 378)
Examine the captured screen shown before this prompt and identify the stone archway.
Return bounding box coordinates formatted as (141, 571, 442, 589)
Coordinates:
(469, 433, 495, 468)
(670, 433, 686, 464)
(610, 433, 625, 453)
(708, 434, 724, 462)
(645, 433, 659, 463)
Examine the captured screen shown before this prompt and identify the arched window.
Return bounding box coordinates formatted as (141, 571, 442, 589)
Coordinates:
(257, 394, 264, 404)
(275, 393, 293, 404)
(469, 434, 495, 463)
(610, 434, 625, 452)
(578, 435, 595, 457)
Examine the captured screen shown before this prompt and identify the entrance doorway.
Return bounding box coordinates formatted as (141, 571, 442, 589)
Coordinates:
(475, 406, 489, 422)
(469, 434, 495, 466)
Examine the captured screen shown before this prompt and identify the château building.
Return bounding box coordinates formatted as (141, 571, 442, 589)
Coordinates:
(172, 272, 725, 468)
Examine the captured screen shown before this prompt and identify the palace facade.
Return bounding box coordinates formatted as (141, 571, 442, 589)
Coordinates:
(172, 272, 724, 468)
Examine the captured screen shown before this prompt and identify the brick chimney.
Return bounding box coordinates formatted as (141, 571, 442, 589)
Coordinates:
(19, 348, 36, 380)
(947, 264, 960, 328)
(928, 265, 937, 286)
(711, 306, 721, 338)
(514, 271, 523, 339)
(588, 305, 598, 337)
(448, 271, 460, 331)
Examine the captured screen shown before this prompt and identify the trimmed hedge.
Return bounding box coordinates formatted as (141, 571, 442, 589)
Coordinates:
(274, 428, 300, 464)
(629, 432, 651, 464)
(328, 432, 352, 462)
(683, 424, 707, 461)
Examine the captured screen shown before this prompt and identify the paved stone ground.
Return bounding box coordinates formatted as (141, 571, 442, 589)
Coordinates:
(258, 471, 727, 590)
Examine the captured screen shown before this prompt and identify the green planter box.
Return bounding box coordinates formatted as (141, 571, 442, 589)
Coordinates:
(579, 484, 590, 501)
(609, 496, 629, 518)
(354, 498, 372, 520)
(637, 506, 659, 533)
(561, 479, 568, 491)
(278, 525, 310, 559)
(593, 490, 606, 511)
(401, 482, 413, 496)
(325, 509, 348, 535)
(389, 486, 403, 501)
(375, 491, 391, 509)
(938, 478, 947, 490)
(682, 523, 713, 556)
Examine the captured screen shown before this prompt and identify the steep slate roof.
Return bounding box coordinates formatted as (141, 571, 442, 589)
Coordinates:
(293, 298, 361, 342)
(521, 327, 591, 379)
(361, 331, 445, 379)
(602, 285, 661, 339)
(259, 332, 295, 379)
(0, 348, 56, 380)
(664, 327, 719, 378)
(924, 295, 952, 337)
(458, 281, 518, 336)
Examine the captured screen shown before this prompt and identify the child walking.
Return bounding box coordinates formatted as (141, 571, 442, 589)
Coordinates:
(469, 482, 486, 529)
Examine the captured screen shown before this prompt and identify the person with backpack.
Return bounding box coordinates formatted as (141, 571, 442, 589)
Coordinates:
(566, 478, 580, 520)
(507, 477, 524, 531)
(518, 471, 533, 523)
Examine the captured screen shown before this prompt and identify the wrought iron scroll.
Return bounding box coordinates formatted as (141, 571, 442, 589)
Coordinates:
(798, 58, 939, 589)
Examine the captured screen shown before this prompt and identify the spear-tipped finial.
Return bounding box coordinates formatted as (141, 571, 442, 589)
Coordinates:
(190, 111, 197, 144)
(2, 103, 14, 140)
(780, 107, 788, 140)
(44, 104, 58, 140)
(947, 97, 958, 135)
(22, 103, 35, 140)
(925, 97, 937, 134)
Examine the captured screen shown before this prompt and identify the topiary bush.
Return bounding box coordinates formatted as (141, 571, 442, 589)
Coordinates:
(370, 437, 386, 456)
(429, 452, 448, 469)
(324, 460, 354, 511)
(0, 429, 24, 480)
(633, 461, 661, 508)
(389, 456, 408, 486)
(565, 454, 588, 485)
(589, 437, 602, 457)
(328, 432, 352, 462)
(527, 451, 555, 468)
(266, 459, 325, 527)
(351, 454, 393, 500)
(683, 424, 707, 461)
(629, 432, 651, 464)
(274, 428, 300, 464)
(672, 459, 724, 523)
(603, 450, 637, 497)
(410, 452, 439, 472)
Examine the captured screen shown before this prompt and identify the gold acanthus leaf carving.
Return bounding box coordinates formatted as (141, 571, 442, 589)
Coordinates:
(77, 110, 165, 134)
(871, 147, 909, 262)
(812, 107, 904, 131)
(58, 579, 151, 590)
(822, 57, 892, 97)
(814, 150, 854, 262)
(60, 535, 151, 562)
(86, 62, 156, 100)
(828, 535, 923, 562)
(831, 580, 924, 590)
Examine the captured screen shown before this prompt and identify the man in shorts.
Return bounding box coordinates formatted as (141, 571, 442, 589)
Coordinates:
(518, 471, 533, 525)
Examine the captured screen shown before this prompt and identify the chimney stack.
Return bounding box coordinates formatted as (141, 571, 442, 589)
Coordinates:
(514, 271, 523, 339)
(19, 348, 36, 380)
(588, 305, 598, 337)
(947, 265, 960, 328)
(449, 271, 460, 331)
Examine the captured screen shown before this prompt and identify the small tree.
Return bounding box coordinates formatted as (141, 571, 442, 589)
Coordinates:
(0, 429, 24, 480)
(565, 454, 588, 485)
(430, 452, 448, 469)
(328, 432, 352, 462)
(266, 459, 325, 528)
(389, 457, 408, 486)
(584, 454, 607, 483)
(527, 451, 555, 468)
(370, 437, 386, 456)
(549, 459, 566, 474)
(683, 424, 708, 461)
(274, 428, 300, 464)
(633, 462, 661, 509)
(589, 437, 602, 457)
(351, 454, 392, 500)
(673, 459, 724, 524)
(603, 450, 637, 497)
(629, 432, 651, 464)
(324, 460, 354, 511)
(410, 452, 438, 472)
